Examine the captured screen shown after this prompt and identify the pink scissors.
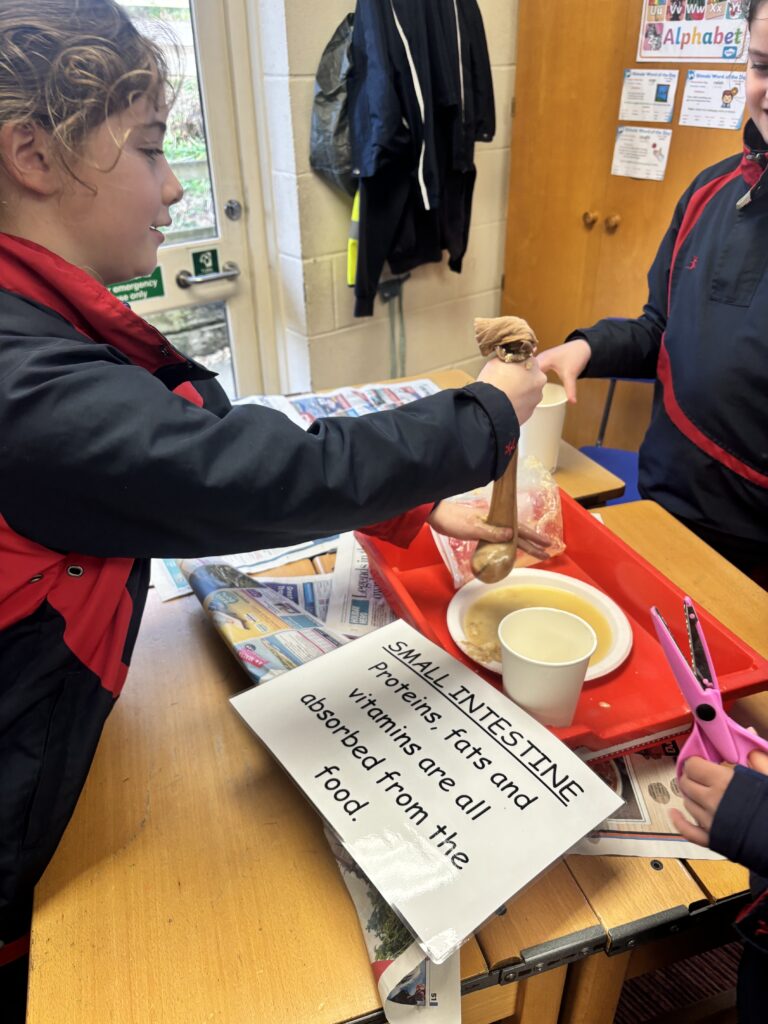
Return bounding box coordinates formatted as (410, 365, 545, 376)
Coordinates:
(651, 596, 768, 778)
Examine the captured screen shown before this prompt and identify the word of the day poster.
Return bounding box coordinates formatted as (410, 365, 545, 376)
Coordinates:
(638, 1, 747, 63)
(619, 68, 679, 123)
(611, 126, 672, 181)
(680, 69, 746, 129)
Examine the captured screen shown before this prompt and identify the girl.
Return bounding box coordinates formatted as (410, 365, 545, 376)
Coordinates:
(539, 6, 768, 586)
(542, 1, 768, 1016)
(0, 0, 545, 1011)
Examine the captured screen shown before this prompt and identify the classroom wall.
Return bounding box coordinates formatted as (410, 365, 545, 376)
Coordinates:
(256, 0, 518, 391)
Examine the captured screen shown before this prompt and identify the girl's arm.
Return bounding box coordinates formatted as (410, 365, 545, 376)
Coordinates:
(1, 344, 521, 560)
(541, 184, 695, 385)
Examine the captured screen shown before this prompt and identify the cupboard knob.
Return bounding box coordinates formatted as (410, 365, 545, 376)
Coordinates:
(604, 214, 622, 232)
(582, 210, 599, 227)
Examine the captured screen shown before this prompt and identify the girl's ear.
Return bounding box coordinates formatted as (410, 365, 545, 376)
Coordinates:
(0, 122, 62, 196)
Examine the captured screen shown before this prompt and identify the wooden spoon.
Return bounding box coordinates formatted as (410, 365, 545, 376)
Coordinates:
(470, 448, 519, 583)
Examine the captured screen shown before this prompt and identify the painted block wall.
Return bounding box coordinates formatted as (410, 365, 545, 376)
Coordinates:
(258, 0, 517, 390)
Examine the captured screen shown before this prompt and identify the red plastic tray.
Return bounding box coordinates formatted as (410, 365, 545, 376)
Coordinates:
(357, 493, 768, 752)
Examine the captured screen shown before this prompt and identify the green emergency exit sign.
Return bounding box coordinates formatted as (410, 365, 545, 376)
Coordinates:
(192, 248, 220, 276)
(108, 266, 165, 303)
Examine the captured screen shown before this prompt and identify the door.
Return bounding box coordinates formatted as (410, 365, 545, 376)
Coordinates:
(502, 0, 747, 448)
(115, 0, 263, 398)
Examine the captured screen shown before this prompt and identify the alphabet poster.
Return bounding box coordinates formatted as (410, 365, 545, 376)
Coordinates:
(638, 1, 748, 63)
(231, 620, 622, 964)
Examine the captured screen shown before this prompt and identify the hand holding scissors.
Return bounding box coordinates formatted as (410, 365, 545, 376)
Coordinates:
(650, 596, 768, 777)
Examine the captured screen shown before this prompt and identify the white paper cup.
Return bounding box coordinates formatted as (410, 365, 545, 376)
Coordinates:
(518, 382, 567, 471)
(498, 607, 597, 727)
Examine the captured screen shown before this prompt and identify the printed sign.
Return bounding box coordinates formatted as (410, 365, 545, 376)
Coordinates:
(619, 68, 679, 123)
(231, 621, 622, 964)
(638, 0, 748, 63)
(680, 69, 746, 128)
(108, 266, 165, 303)
(192, 248, 220, 277)
(611, 125, 672, 181)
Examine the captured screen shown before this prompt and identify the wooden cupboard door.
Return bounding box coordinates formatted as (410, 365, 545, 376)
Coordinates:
(501, 0, 633, 347)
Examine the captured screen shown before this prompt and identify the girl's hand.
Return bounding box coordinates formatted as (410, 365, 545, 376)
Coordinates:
(669, 748, 768, 848)
(536, 339, 592, 402)
(427, 503, 552, 560)
(477, 357, 547, 426)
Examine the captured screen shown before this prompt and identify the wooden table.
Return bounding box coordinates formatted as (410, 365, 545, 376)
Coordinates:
(27, 500, 766, 1024)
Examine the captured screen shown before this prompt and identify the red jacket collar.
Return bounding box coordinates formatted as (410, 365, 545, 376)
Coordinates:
(0, 232, 185, 373)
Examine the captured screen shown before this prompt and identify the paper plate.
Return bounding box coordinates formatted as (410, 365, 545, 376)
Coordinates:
(446, 568, 633, 681)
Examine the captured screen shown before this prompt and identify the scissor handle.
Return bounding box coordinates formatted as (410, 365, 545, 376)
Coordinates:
(679, 713, 768, 778)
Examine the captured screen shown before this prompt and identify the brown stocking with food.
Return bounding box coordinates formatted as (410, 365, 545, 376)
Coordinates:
(470, 316, 539, 584)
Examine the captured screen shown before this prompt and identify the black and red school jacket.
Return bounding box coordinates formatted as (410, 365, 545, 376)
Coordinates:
(572, 120, 768, 551)
(0, 233, 518, 913)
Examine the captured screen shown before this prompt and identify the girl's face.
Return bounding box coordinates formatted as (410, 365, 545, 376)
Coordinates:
(746, 6, 768, 144)
(58, 94, 183, 285)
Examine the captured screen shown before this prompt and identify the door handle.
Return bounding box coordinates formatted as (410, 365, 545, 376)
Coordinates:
(604, 214, 621, 233)
(582, 210, 599, 228)
(176, 261, 241, 289)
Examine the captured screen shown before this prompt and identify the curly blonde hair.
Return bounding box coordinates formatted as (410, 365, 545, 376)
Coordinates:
(0, 0, 172, 177)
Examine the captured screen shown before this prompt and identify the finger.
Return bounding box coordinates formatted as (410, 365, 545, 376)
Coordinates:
(474, 522, 515, 542)
(680, 757, 732, 787)
(681, 795, 714, 832)
(748, 749, 768, 774)
(669, 808, 710, 847)
(562, 371, 579, 404)
(517, 523, 550, 545)
(517, 539, 551, 561)
(678, 775, 722, 813)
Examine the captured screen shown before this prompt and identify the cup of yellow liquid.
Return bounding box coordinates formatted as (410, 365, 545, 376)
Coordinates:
(498, 607, 597, 727)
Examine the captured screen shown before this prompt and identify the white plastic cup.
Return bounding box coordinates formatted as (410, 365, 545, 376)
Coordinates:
(517, 382, 568, 471)
(498, 607, 597, 727)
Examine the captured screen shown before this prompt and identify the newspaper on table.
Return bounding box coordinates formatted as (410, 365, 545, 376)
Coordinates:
(151, 537, 339, 601)
(152, 378, 440, 602)
(235, 378, 440, 425)
(181, 562, 343, 684)
(326, 532, 397, 638)
(573, 738, 724, 860)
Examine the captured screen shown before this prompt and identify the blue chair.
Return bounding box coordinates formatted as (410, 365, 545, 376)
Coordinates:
(580, 378, 653, 505)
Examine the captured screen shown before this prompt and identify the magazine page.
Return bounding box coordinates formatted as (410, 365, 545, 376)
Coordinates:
(574, 740, 724, 860)
(326, 532, 396, 638)
(255, 574, 333, 622)
(183, 562, 345, 685)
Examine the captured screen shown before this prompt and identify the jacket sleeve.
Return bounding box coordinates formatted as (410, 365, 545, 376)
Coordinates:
(709, 765, 768, 878)
(566, 187, 690, 380)
(359, 502, 434, 548)
(1, 341, 518, 559)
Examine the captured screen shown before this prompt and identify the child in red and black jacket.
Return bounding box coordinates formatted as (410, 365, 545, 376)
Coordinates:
(538, 4, 768, 586)
(0, 1, 546, 1014)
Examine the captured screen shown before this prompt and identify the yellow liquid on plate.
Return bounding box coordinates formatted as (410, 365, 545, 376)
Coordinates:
(463, 584, 612, 666)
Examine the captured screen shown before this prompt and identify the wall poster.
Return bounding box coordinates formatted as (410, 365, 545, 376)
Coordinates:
(638, 1, 748, 63)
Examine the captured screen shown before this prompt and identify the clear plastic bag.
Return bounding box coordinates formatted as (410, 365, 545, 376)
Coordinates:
(430, 455, 566, 589)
